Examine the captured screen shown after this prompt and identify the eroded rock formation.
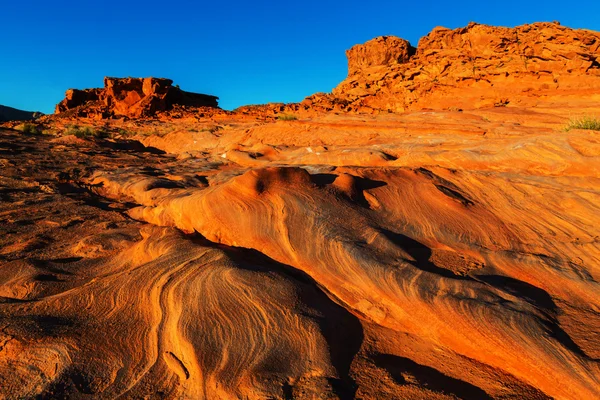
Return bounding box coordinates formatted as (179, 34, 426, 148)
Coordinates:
(304, 22, 600, 113)
(346, 36, 416, 75)
(55, 77, 219, 119)
(1, 22, 600, 400)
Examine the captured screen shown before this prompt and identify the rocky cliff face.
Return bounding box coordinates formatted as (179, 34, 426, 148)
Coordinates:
(55, 77, 219, 119)
(324, 22, 600, 112)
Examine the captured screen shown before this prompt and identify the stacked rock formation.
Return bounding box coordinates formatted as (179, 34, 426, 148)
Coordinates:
(55, 77, 219, 119)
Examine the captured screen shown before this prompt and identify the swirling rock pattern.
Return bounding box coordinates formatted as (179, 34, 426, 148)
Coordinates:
(1, 95, 599, 399)
(1, 22, 600, 400)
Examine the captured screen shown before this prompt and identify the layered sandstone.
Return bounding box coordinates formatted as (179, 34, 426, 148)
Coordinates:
(55, 77, 219, 119)
(1, 22, 600, 400)
(322, 22, 600, 112)
(2, 102, 600, 399)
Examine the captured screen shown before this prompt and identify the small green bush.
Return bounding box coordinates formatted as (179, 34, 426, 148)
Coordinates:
(277, 114, 298, 121)
(66, 125, 109, 139)
(18, 123, 41, 135)
(564, 116, 600, 131)
(200, 125, 223, 134)
(117, 128, 135, 137)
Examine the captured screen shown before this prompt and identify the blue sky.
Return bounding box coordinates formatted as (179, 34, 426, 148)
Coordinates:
(1, 1, 599, 113)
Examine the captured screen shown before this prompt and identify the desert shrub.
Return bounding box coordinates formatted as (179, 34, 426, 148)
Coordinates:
(17, 122, 43, 135)
(65, 125, 109, 139)
(564, 116, 600, 131)
(200, 125, 223, 134)
(117, 128, 135, 137)
(277, 114, 298, 121)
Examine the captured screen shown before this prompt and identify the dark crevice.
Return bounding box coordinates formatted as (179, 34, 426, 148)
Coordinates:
(165, 351, 190, 379)
(188, 232, 363, 399)
(379, 228, 470, 280)
(282, 381, 294, 400)
(96, 139, 166, 155)
(472, 274, 596, 360)
(434, 184, 474, 206)
(33, 274, 65, 282)
(414, 167, 474, 206)
(311, 173, 338, 187)
(373, 354, 493, 399)
(475, 275, 556, 311)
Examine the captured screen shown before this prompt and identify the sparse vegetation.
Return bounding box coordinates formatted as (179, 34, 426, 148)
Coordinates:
(17, 122, 41, 135)
(277, 114, 298, 121)
(117, 128, 135, 137)
(65, 125, 109, 139)
(564, 116, 600, 131)
(200, 125, 223, 134)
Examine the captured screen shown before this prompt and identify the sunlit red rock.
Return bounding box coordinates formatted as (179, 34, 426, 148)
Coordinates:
(1, 22, 600, 400)
(331, 22, 600, 113)
(55, 77, 219, 119)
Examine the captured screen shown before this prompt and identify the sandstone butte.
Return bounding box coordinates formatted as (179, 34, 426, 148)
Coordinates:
(1, 22, 600, 400)
(54, 77, 219, 119)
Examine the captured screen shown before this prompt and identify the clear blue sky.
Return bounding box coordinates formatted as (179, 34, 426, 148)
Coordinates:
(1, 0, 599, 113)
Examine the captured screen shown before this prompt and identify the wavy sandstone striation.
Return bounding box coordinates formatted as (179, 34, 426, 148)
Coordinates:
(1, 22, 600, 400)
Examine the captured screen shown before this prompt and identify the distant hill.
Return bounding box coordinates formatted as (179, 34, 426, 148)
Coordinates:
(0, 105, 43, 122)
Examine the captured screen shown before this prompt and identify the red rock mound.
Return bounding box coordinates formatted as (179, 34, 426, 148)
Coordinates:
(346, 36, 416, 75)
(304, 22, 600, 113)
(55, 77, 219, 119)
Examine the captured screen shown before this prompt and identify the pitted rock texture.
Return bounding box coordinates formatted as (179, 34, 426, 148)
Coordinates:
(55, 77, 219, 119)
(346, 36, 416, 75)
(328, 22, 600, 113)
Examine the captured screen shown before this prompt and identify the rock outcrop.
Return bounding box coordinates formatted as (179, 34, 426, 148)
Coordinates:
(346, 36, 416, 75)
(315, 22, 600, 112)
(55, 77, 219, 119)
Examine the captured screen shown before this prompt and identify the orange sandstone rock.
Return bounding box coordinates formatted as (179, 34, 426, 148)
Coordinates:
(330, 22, 600, 112)
(55, 77, 219, 119)
(2, 21, 600, 400)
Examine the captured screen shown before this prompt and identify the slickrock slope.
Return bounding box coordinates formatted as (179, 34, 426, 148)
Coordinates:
(1, 22, 600, 400)
(55, 77, 219, 119)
